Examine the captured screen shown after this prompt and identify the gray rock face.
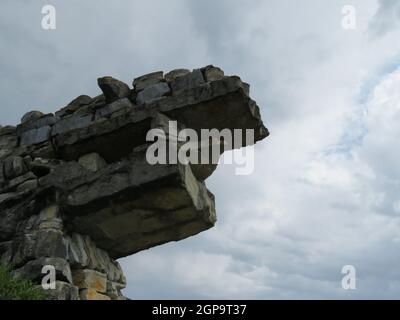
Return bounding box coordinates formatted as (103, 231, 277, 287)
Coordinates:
(97, 77, 131, 103)
(16, 179, 38, 192)
(3, 156, 27, 179)
(34, 229, 69, 260)
(0, 134, 18, 160)
(45, 281, 80, 300)
(136, 82, 171, 105)
(7, 172, 36, 190)
(53, 149, 217, 258)
(55, 95, 93, 118)
(95, 98, 133, 119)
(0, 162, 5, 186)
(72, 269, 106, 292)
(68, 95, 92, 107)
(52, 108, 150, 162)
(17, 114, 56, 135)
(67, 233, 90, 268)
(78, 153, 106, 172)
(21, 111, 44, 124)
(20, 126, 52, 146)
(165, 69, 190, 82)
(203, 65, 225, 81)
(13, 257, 72, 283)
(0, 66, 268, 300)
(169, 69, 205, 92)
(0, 126, 16, 137)
(52, 114, 93, 136)
(133, 71, 164, 91)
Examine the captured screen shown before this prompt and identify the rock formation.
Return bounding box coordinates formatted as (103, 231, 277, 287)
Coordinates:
(0, 66, 268, 300)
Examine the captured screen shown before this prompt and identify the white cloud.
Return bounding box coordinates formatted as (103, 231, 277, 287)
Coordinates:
(369, 0, 400, 37)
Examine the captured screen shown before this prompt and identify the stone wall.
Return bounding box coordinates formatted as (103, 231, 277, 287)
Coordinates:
(0, 66, 268, 300)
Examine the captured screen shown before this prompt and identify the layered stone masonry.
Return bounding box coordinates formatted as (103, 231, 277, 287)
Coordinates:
(0, 66, 268, 300)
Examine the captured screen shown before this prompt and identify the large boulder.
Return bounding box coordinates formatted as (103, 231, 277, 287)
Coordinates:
(133, 71, 164, 91)
(97, 77, 131, 103)
(21, 111, 44, 124)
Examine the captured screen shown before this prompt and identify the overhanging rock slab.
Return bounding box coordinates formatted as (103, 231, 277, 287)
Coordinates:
(0, 66, 268, 300)
(41, 149, 216, 259)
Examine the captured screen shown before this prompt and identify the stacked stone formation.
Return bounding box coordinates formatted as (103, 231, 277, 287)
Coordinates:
(0, 66, 268, 300)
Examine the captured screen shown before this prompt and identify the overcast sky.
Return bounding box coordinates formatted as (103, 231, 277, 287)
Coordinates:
(1, 0, 400, 299)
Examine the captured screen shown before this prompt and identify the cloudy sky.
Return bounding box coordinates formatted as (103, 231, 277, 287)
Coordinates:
(1, 0, 400, 299)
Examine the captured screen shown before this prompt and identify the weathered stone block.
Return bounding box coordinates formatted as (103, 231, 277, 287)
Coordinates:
(16, 214, 39, 234)
(69, 95, 92, 106)
(165, 69, 190, 82)
(34, 229, 69, 260)
(12, 257, 72, 284)
(95, 98, 133, 119)
(0, 134, 18, 160)
(67, 233, 90, 268)
(0, 161, 4, 185)
(73, 269, 107, 293)
(56, 96, 95, 118)
(87, 94, 106, 110)
(133, 71, 164, 91)
(61, 150, 216, 258)
(169, 69, 205, 92)
(30, 141, 56, 159)
(39, 204, 60, 221)
(17, 114, 56, 134)
(0, 125, 17, 137)
(4, 156, 27, 179)
(148, 76, 269, 146)
(21, 111, 44, 124)
(106, 280, 126, 299)
(52, 114, 93, 136)
(7, 172, 36, 190)
(80, 288, 111, 300)
(97, 77, 131, 103)
(0, 192, 34, 242)
(52, 107, 151, 162)
(83, 236, 108, 273)
(20, 125, 51, 146)
(105, 260, 125, 284)
(16, 179, 38, 192)
(36, 205, 63, 230)
(78, 152, 107, 172)
(44, 281, 80, 300)
(136, 82, 171, 105)
(203, 65, 225, 82)
(0, 240, 13, 266)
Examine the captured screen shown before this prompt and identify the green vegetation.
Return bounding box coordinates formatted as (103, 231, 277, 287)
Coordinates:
(0, 264, 47, 300)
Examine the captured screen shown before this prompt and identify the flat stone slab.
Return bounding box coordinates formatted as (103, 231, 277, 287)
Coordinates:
(41, 149, 216, 258)
(52, 75, 267, 163)
(149, 76, 268, 145)
(53, 107, 151, 162)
